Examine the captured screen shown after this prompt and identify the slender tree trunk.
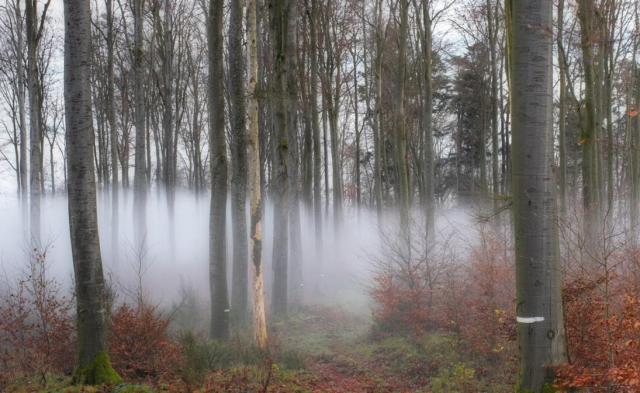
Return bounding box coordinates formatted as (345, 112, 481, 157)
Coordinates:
(578, 0, 600, 245)
(353, 55, 361, 211)
(248, 0, 268, 348)
(270, 0, 290, 318)
(287, 0, 303, 305)
(15, 1, 28, 201)
(230, 0, 249, 327)
(396, 0, 410, 239)
(322, 87, 329, 216)
(373, 0, 384, 224)
(631, 5, 640, 242)
(26, 0, 44, 245)
(557, 0, 567, 214)
(487, 0, 499, 218)
(64, 0, 121, 383)
(209, 0, 230, 340)
(301, 17, 313, 214)
(508, 1, 567, 390)
(157, 0, 176, 260)
(420, 0, 434, 238)
(133, 0, 147, 244)
(106, 0, 119, 263)
(309, 0, 323, 260)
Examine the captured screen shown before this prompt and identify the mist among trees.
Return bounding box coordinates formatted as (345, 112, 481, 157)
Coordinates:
(0, 0, 639, 392)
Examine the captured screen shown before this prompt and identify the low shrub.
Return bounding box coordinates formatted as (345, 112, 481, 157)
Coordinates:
(0, 251, 75, 387)
(109, 303, 182, 383)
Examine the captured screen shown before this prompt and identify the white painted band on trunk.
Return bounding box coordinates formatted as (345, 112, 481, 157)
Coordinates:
(516, 316, 545, 323)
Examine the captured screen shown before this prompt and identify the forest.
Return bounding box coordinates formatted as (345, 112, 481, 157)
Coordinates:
(0, 0, 639, 392)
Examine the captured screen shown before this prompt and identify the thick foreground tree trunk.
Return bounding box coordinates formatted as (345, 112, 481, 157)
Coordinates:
(64, 0, 121, 384)
(508, 0, 567, 391)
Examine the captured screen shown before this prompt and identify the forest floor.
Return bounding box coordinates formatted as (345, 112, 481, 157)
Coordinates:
(5, 304, 500, 393)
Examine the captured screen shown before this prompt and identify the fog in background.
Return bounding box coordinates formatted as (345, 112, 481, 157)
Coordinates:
(0, 188, 478, 316)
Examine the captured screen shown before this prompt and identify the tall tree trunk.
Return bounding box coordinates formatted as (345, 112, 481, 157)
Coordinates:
(631, 4, 640, 242)
(63, 0, 121, 383)
(133, 0, 147, 243)
(301, 17, 313, 214)
(578, 0, 600, 245)
(26, 0, 45, 245)
(230, 0, 249, 327)
(508, 0, 567, 390)
(420, 0, 434, 238)
(487, 0, 499, 218)
(106, 0, 119, 263)
(15, 1, 28, 201)
(309, 0, 323, 261)
(373, 0, 384, 224)
(247, 0, 269, 348)
(396, 0, 410, 239)
(270, 0, 290, 318)
(287, 0, 303, 305)
(158, 0, 176, 260)
(209, 0, 230, 340)
(557, 0, 567, 214)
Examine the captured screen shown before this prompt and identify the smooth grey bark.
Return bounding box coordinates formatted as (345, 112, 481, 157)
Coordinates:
(63, 0, 117, 377)
(229, 0, 249, 327)
(209, 0, 230, 340)
(133, 0, 147, 243)
(509, 0, 567, 390)
(270, 0, 289, 318)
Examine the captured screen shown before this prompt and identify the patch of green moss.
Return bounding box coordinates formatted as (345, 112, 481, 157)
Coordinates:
(72, 351, 122, 385)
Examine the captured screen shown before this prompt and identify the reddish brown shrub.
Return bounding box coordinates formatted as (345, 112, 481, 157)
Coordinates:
(556, 276, 640, 392)
(370, 270, 431, 335)
(0, 251, 75, 386)
(109, 302, 183, 383)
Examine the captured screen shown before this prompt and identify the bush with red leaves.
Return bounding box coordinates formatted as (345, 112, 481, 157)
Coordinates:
(109, 302, 183, 383)
(556, 276, 640, 392)
(370, 271, 431, 335)
(369, 228, 518, 384)
(0, 251, 75, 386)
